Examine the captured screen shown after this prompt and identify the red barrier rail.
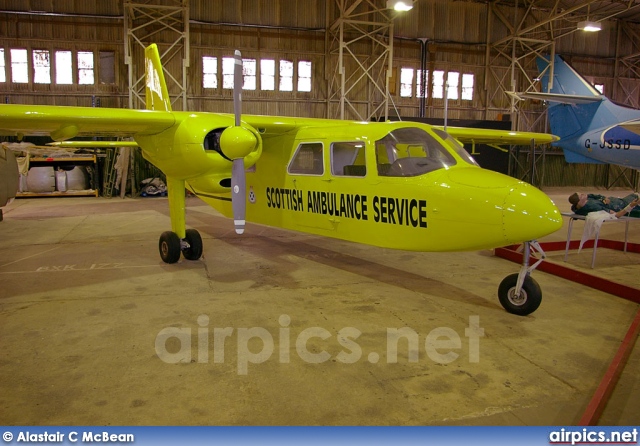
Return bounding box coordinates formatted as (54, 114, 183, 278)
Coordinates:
(495, 241, 640, 425)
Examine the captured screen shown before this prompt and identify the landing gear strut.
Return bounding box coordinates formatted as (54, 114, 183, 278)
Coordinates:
(498, 241, 544, 316)
(159, 229, 203, 264)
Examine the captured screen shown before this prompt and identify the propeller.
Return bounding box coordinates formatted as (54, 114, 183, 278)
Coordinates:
(219, 50, 259, 235)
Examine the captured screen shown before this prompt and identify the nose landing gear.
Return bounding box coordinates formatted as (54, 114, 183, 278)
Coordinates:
(498, 241, 545, 316)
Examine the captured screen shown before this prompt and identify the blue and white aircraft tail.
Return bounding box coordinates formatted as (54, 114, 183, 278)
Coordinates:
(516, 55, 640, 169)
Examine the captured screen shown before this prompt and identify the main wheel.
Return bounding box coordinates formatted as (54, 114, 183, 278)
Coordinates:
(159, 231, 181, 264)
(182, 229, 203, 261)
(498, 273, 542, 316)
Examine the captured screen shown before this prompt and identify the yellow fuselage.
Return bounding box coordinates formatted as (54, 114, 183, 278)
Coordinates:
(187, 121, 562, 252)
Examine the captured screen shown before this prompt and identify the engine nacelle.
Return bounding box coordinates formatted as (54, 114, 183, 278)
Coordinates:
(135, 113, 262, 184)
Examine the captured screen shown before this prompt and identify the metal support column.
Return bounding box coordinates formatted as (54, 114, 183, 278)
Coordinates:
(124, 0, 190, 111)
(326, 0, 396, 122)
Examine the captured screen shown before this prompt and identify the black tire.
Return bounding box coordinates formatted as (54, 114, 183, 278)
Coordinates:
(182, 229, 203, 261)
(159, 231, 181, 264)
(498, 273, 542, 316)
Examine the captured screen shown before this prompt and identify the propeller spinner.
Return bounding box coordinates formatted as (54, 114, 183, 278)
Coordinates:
(219, 50, 259, 234)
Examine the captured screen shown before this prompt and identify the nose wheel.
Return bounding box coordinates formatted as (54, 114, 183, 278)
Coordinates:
(159, 229, 203, 264)
(498, 273, 542, 316)
(498, 240, 545, 316)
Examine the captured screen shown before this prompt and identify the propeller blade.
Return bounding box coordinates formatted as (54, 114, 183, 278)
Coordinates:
(229, 50, 247, 234)
(233, 50, 242, 127)
(231, 158, 246, 235)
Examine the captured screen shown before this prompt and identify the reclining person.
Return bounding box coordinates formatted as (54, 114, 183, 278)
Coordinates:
(568, 192, 640, 218)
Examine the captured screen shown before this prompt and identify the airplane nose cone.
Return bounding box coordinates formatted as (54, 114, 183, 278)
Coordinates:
(502, 184, 562, 244)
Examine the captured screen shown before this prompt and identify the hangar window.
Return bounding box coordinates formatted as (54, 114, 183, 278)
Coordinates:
(33, 50, 51, 84)
(432, 70, 444, 99)
(280, 60, 294, 92)
(0, 49, 5, 83)
(400, 68, 413, 98)
(242, 58, 257, 90)
(461, 73, 474, 100)
(416, 69, 428, 98)
(298, 61, 312, 92)
(447, 72, 459, 100)
(595, 84, 604, 94)
(78, 51, 94, 85)
(55, 51, 73, 84)
(288, 142, 324, 175)
(10, 49, 28, 83)
(331, 142, 366, 177)
(261, 59, 275, 91)
(99, 51, 115, 84)
(202, 56, 217, 89)
(222, 56, 235, 89)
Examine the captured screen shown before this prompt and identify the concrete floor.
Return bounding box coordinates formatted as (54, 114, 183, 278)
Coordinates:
(0, 187, 638, 426)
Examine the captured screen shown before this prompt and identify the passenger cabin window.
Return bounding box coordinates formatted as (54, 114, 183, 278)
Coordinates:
(376, 127, 456, 177)
(331, 142, 366, 177)
(288, 142, 324, 175)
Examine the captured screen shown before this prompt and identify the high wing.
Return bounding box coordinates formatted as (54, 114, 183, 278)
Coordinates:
(0, 105, 175, 140)
(439, 126, 559, 145)
(508, 91, 602, 105)
(242, 115, 351, 139)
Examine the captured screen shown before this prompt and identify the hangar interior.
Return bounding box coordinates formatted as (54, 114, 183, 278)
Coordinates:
(1, 0, 639, 426)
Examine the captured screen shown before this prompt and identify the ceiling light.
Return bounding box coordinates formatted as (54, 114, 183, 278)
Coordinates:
(386, 0, 414, 11)
(578, 20, 601, 32)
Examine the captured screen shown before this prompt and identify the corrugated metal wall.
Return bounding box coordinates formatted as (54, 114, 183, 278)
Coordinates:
(1, 0, 640, 187)
(2, 1, 638, 115)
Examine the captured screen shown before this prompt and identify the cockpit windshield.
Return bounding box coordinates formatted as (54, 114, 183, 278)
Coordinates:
(375, 127, 457, 177)
(431, 128, 480, 167)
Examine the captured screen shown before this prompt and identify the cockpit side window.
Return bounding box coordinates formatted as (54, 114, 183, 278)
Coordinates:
(288, 142, 324, 175)
(331, 142, 366, 177)
(376, 127, 457, 177)
(431, 128, 479, 167)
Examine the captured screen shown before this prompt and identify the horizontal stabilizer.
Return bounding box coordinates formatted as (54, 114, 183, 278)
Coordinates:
(516, 92, 603, 105)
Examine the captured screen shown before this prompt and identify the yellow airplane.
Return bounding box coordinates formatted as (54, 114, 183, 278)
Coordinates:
(0, 44, 562, 316)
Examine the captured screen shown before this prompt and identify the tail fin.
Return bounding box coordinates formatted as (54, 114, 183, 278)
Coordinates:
(536, 55, 604, 140)
(144, 44, 172, 112)
(537, 55, 602, 98)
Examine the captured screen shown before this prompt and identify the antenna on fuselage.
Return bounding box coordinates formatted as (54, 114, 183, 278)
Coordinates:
(444, 81, 449, 131)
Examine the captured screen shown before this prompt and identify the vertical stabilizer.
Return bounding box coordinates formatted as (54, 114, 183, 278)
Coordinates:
(144, 44, 172, 112)
(537, 55, 602, 98)
(536, 56, 605, 140)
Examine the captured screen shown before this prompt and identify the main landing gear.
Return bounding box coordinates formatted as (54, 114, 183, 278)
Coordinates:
(497, 240, 544, 316)
(159, 229, 203, 264)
